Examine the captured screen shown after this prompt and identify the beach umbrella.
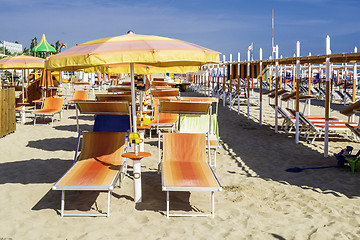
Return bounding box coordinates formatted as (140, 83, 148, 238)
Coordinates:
(0, 55, 45, 101)
(0, 55, 45, 69)
(45, 32, 219, 135)
(32, 34, 56, 57)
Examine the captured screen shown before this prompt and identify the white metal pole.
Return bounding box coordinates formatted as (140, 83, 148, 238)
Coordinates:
(238, 52, 241, 115)
(275, 45, 279, 133)
(207, 67, 211, 96)
(308, 52, 312, 115)
(295, 41, 300, 144)
(324, 35, 331, 157)
(259, 48, 263, 125)
(133, 159, 142, 202)
(229, 54, 233, 110)
(130, 63, 138, 153)
(247, 50, 250, 119)
(223, 55, 226, 107)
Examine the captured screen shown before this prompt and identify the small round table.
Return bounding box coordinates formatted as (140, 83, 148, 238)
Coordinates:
(17, 102, 30, 124)
(122, 152, 151, 203)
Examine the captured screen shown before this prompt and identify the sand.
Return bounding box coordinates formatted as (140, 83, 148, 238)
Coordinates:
(0, 87, 360, 240)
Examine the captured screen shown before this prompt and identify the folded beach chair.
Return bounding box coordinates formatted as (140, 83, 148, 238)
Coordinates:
(66, 90, 89, 109)
(52, 131, 127, 217)
(161, 132, 222, 218)
(269, 104, 295, 133)
(33, 97, 64, 126)
(287, 108, 357, 143)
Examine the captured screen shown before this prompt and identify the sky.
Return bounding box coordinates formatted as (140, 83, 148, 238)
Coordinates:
(1, 0, 360, 61)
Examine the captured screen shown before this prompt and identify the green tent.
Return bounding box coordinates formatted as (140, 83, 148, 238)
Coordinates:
(32, 34, 56, 53)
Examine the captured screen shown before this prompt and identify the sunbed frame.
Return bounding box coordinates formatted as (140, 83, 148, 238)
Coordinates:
(33, 97, 64, 126)
(161, 133, 222, 218)
(53, 101, 131, 217)
(52, 131, 127, 217)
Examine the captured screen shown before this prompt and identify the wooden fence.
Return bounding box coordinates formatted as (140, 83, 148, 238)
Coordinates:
(0, 88, 16, 137)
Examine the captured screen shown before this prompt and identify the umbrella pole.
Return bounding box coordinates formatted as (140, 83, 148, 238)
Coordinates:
(130, 63, 138, 140)
(21, 69, 24, 103)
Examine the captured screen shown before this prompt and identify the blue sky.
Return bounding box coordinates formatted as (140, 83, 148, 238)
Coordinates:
(1, 0, 360, 61)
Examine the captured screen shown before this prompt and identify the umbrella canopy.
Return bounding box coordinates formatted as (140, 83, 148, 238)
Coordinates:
(45, 33, 219, 71)
(84, 63, 198, 74)
(45, 32, 219, 147)
(32, 34, 56, 53)
(0, 55, 45, 69)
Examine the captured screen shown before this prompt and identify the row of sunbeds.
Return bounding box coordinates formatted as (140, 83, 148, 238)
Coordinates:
(51, 85, 222, 218)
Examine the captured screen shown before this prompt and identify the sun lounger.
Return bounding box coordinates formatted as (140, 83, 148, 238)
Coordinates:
(269, 104, 295, 133)
(161, 133, 222, 218)
(33, 97, 64, 126)
(287, 108, 357, 143)
(75, 100, 131, 132)
(95, 93, 132, 102)
(52, 132, 127, 217)
(66, 90, 89, 109)
(149, 98, 178, 138)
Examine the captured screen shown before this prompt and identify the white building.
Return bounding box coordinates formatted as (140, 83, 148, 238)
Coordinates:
(0, 41, 23, 55)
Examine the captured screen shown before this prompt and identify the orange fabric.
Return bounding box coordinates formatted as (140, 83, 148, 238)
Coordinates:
(162, 133, 219, 188)
(160, 101, 210, 114)
(151, 89, 180, 97)
(179, 97, 218, 103)
(151, 99, 178, 124)
(96, 94, 132, 102)
(34, 97, 64, 114)
(69, 90, 89, 101)
(55, 132, 126, 187)
(152, 81, 168, 87)
(76, 101, 129, 115)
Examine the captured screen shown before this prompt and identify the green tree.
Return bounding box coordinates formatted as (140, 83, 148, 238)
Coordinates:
(30, 37, 38, 55)
(22, 47, 30, 55)
(55, 40, 61, 52)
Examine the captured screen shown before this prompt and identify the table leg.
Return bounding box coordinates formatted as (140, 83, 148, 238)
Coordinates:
(133, 160, 142, 203)
(139, 130, 145, 152)
(21, 105, 26, 124)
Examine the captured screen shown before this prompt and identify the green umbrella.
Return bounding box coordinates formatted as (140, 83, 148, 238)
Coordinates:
(32, 34, 56, 53)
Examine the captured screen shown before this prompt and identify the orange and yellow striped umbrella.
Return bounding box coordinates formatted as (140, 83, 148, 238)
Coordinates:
(45, 32, 219, 137)
(0, 55, 45, 69)
(45, 32, 219, 71)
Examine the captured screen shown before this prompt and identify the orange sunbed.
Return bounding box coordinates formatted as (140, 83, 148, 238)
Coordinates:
(53, 132, 127, 217)
(33, 97, 64, 126)
(161, 133, 222, 218)
(96, 93, 132, 102)
(149, 99, 178, 138)
(66, 90, 89, 109)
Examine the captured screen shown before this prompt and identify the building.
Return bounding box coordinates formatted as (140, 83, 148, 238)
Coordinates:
(0, 40, 23, 55)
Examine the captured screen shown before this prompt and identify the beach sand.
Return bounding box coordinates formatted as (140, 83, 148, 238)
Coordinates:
(0, 88, 359, 239)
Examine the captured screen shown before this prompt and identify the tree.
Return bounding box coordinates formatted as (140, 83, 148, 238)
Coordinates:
(30, 37, 38, 55)
(22, 47, 30, 55)
(55, 40, 61, 53)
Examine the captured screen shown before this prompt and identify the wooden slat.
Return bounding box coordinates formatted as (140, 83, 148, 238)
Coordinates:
(0, 88, 16, 137)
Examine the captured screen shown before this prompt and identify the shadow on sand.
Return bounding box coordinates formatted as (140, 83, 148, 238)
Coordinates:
(216, 96, 360, 198)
